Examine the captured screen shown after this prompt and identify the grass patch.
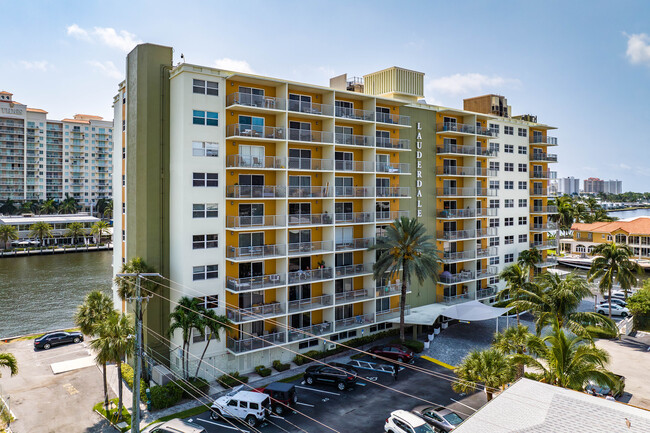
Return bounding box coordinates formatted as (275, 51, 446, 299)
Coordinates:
(156, 403, 210, 423)
(279, 372, 304, 383)
(93, 399, 131, 432)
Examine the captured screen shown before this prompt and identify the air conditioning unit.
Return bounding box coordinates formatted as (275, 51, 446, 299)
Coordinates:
(151, 364, 174, 386)
(327, 343, 336, 350)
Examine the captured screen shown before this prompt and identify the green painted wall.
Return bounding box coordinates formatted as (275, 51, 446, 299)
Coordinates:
(399, 105, 439, 307)
(125, 43, 173, 363)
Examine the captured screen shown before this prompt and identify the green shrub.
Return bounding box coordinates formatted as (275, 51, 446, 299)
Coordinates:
(121, 363, 147, 403)
(392, 339, 424, 353)
(272, 360, 290, 372)
(150, 382, 184, 410)
(293, 350, 320, 366)
(255, 365, 272, 377)
(175, 377, 210, 399)
(217, 372, 248, 389)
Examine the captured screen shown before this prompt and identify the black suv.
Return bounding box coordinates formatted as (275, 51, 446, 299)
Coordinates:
(304, 362, 358, 391)
(34, 331, 84, 350)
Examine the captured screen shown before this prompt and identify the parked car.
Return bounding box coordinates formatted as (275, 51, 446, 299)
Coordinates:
(598, 299, 627, 308)
(385, 409, 436, 433)
(304, 362, 358, 391)
(411, 405, 463, 432)
(210, 388, 270, 427)
(369, 344, 415, 363)
(141, 418, 206, 433)
(584, 374, 626, 398)
(254, 381, 297, 415)
(596, 303, 630, 317)
(34, 331, 84, 350)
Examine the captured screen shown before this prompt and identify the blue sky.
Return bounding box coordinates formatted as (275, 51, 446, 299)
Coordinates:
(2, 0, 650, 191)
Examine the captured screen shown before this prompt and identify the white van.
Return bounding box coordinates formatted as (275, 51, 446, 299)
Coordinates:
(210, 388, 270, 427)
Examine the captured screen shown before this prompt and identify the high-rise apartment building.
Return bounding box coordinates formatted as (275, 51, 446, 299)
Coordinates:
(114, 44, 559, 376)
(584, 177, 622, 195)
(0, 91, 113, 211)
(557, 176, 580, 195)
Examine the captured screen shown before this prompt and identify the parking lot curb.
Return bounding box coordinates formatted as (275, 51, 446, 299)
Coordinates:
(93, 409, 125, 432)
(421, 355, 456, 370)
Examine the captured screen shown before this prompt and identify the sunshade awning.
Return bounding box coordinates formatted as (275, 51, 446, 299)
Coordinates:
(441, 300, 512, 321)
(387, 303, 449, 326)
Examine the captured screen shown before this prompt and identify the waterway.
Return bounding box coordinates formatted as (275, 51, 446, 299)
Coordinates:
(0, 250, 113, 338)
(608, 208, 650, 219)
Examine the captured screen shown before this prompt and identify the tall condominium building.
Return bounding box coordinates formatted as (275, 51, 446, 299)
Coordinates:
(114, 44, 559, 376)
(584, 177, 622, 195)
(557, 176, 580, 195)
(0, 91, 113, 211)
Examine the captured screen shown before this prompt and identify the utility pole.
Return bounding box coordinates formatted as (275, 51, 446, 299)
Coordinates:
(117, 272, 161, 433)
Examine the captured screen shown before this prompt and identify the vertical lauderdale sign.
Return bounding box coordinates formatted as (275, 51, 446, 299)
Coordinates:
(416, 122, 423, 218)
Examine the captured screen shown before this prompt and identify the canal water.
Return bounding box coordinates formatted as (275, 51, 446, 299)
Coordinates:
(0, 250, 113, 338)
(608, 208, 650, 219)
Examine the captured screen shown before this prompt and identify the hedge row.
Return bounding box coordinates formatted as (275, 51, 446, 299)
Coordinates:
(217, 372, 249, 389)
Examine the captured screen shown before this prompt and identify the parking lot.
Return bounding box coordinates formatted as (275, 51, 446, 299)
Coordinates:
(184, 357, 486, 433)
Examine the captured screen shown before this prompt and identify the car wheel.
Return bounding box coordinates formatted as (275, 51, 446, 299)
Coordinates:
(245, 415, 257, 427)
(305, 376, 314, 385)
(73, 337, 80, 343)
(337, 381, 346, 391)
(597, 310, 605, 315)
(274, 405, 284, 415)
(43, 343, 51, 350)
(621, 312, 628, 318)
(210, 409, 221, 420)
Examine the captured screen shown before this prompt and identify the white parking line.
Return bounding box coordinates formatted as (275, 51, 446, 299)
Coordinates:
(357, 382, 366, 386)
(295, 385, 340, 396)
(195, 418, 250, 432)
(450, 397, 477, 412)
(269, 414, 284, 419)
(296, 401, 314, 407)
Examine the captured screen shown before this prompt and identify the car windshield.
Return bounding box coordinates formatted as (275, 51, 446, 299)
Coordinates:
(413, 424, 435, 433)
(443, 412, 463, 425)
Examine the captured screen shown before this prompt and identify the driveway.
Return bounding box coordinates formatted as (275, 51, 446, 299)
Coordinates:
(0, 339, 113, 433)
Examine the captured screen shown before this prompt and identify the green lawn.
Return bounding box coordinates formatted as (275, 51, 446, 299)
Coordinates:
(93, 399, 131, 432)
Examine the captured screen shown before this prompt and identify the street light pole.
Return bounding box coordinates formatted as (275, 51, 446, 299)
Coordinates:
(116, 272, 161, 433)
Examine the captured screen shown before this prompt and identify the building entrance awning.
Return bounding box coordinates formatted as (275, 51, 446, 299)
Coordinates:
(441, 300, 512, 321)
(387, 303, 449, 326)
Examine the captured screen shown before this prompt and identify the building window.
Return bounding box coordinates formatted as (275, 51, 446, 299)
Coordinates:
(504, 144, 514, 153)
(489, 161, 499, 171)
(193, 203, 218, 218)
(518, 128, 527, 137)
(192, 110, 219, 126)
(504, 181, 514, 189)
(504, 217, 514, 226)
(489, 199, 500, 209)
(490, 142, 499, 153)
(489, 276, 500, 285)
(505, 236, 514, 245)
(490, 237, 500, 247)
(519, 216, 527, 225)
(193, 265, 218, 281)
(490, 257, 500, 265)
(504, 199, 514, 208)
(489, 180, 499, 190)
(505, 253, 514, 263)
(519, 199, 527, 207)
(192, 141, 218, 157)
(193, 172, 218, 187)
(193, 234, 219, 249)
(504, 163, 514, 172)
(504, 126, 514, 135)
(519, 234, 528, 243)
(518, 163, 527, 172)
(489, 124, 500, 134)
(489, 218, 500, 228)
(518, 181, 528, 190)
(193, 79, 219, 96)
(518, 146, 527, 154)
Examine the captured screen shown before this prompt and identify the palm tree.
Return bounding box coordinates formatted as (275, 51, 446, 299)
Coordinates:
(74, 290, 114, 412)
(0, 352, 18, 377)
(510, 272, 615, 337)
(39, 199, 58, 215)
(0, 199, 17, 215)
(102, 200, 113, 219)
(90, 312, 134, 421)
(549, 195, 575, 253)
(513, 319, 619, 392)
(90, 221, 110, 246)
(169, 297, 205, 379)
(115, 257, 157, 301)
(493, 324, 534, 379)
(18, 201, 33, 214)
(29, 221, 53, 247)
(0, 224, 18, 250)
(194, 309, 231, 377)
(59, 194, 79, 214)
(370, 217, 441, 342)
(499, 264, 530, 325)
(96, 198, 107, 218)
(518, 247, 542, 280)
(453, 349, 515, 401)
(588, 242, 642, 318)
(65, 222, 86, 246)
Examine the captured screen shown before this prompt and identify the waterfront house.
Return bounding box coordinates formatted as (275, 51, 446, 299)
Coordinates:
(562, 216, 650, 258)
(0, 213, 105, 246)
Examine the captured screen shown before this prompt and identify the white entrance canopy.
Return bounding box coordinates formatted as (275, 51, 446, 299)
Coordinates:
(441, 300, 512, 321)
(387, 303, 449, 326)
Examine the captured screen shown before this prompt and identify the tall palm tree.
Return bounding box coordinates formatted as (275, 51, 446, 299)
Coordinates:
(510, 272, 615, 337)
(59, 194, 79, 214)
(513, 319, 619, 392)
(549, 195, 574, 253)
(169, 297, 205, 379)
(0, 224, 18, 250)
(65, 222, 86, 246)
(115, 257, 157, 301)
(102, 200, 113, 219)
(518, 247, 542, 280)
(0, 199, 17, 215)
(18, 201, 33, 214)
(588, 242, 642, 318)
(74, 290, 114, 412)
(498, 264, 529, 325)
(29, 221, 53, 247)
(370, 217, 441, 342)
(493, 324, 534, 379)
(0, 352, 18, 377)
(90, 312, 134, 421)
(194, 309, 231, 377)
(96, 198, 107, 218)
(453, 349, 515, 401)
(90, 221, 110, 245)
(39, 199, 58, 215)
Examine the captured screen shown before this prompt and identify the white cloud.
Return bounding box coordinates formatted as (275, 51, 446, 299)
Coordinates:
(66, 24, 141, 52)
(426, 73, 521, 97)
(214, 58, 254, 74)
(87, 60, 123, 79)
(624, 33, 650, 66)
(19, 60, 51, 72)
